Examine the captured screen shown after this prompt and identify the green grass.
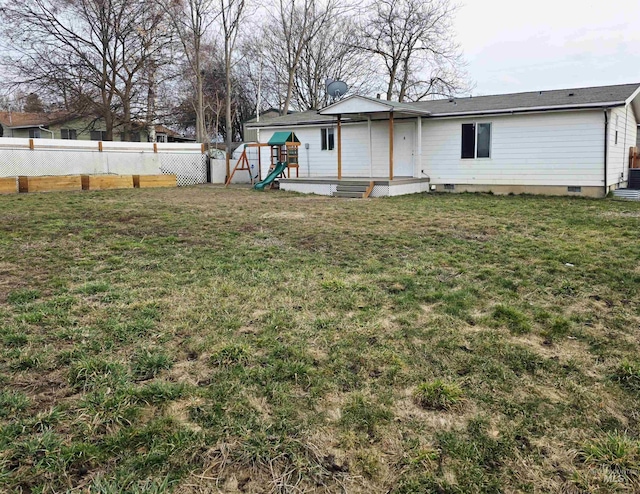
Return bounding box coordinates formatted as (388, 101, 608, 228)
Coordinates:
(0, 186, 639, 492)
(413, 379, 463, 410)
(578, 432, 640, 483)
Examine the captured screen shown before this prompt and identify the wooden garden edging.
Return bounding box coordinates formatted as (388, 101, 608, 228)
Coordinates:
(0, 177, 17, 194)
(19, 175, 82, 193)
(3, 174, 178, 193)
(133, 174, 177, 188)
(82, 175, 134, 190)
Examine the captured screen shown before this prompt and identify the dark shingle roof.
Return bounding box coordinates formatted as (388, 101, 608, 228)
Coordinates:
(412, 82, 640, 116)
(246, 83, 640, 128)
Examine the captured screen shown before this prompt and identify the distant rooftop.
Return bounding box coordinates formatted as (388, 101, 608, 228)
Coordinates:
(0, 111, 69, 129)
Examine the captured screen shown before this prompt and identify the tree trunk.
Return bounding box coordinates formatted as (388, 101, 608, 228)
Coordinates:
(147, 62, 156, 142)
(282, 67, 296, 115)
(122, 89, 132, 141)
(104, 111, 114, 141)
(398, 57, 410, 102)
(196, 70, 206, 142)
(225, 38, 232, 179)
(386, 64, 397, 101)
(194, 35, 206, 144)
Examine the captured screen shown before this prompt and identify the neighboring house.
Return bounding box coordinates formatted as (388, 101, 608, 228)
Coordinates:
(0, 112, 194, 143)
(154, 125, 195, 143)
(245, 83, 640, 197)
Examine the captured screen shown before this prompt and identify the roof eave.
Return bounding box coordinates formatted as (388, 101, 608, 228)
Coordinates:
(430, 101, 627, 118)
(246, 118, 359, 129)
(318, 96, 431, 116)
(5, 124, 49, 129)
(317, 95, 392, 115)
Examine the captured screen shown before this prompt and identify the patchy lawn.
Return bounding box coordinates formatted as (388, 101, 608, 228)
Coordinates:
(0, 186, 639, 493)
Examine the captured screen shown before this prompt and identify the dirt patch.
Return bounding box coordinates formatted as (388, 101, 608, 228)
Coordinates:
(261, 211, 306, 220)
(513, 334, 598, 376)
(13, 371, 73, 412)
(166, 357, 210, 387)
(600, 210, 640, 218)
(167, 397, 204, 433)
(394, 388, 475, 432)
(0, 262, 25, 302)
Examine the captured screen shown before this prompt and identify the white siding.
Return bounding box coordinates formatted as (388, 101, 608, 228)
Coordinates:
(607, 106, 637, 186)
(370, 119, 418, 177)
(259, 123, 371, 178)
(258, 119, 420, 179)
(370, 120, 389, 177)
(421, 110, 605, 187)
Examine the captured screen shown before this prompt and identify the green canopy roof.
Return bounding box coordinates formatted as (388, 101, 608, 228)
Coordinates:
(268, 131, 300, 146)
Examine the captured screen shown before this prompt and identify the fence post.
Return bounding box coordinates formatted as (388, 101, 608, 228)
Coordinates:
(18, 176, 29, 193)
(29, 139, 34, 150)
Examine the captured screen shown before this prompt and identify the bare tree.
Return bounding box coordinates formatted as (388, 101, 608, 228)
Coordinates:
(1, 0, 176, 140)
(293, 16, 376, 110)
(218, 0, 246, 177)
(236, 39, 282, 114)
(263, 0, 340, 115)
(113, 1, 175, 141)
(165, 0, 217, 142)
(0, 0, 130, 139)
(357, 0, 469, 102)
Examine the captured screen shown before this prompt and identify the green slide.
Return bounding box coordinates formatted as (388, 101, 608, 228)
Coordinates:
(254, 161, 288, 190)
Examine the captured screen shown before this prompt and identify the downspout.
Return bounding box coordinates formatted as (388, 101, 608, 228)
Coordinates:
(603, 109, 608, 197)
(39, 126, 54, 139)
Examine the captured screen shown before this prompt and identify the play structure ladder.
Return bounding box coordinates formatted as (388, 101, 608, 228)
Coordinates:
(333, 181, 374, 199)
(225, 149, 253, 186)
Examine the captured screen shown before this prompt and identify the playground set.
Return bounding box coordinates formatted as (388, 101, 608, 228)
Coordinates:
(225, 131, 300, 190)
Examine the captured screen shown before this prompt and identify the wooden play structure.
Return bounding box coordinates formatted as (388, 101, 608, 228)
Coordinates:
(226, 131, 301, 186)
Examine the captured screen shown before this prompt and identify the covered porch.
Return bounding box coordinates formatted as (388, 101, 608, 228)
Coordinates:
(317, 95, 431, 181)
(276, 96, 432, 197)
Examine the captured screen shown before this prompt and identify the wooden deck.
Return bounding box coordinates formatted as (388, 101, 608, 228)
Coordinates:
(279, 176, 431, 197)
(279, 176, 430, 186)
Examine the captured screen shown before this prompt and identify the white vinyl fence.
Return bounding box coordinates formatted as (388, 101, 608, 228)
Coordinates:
(0, 138, 209, 186)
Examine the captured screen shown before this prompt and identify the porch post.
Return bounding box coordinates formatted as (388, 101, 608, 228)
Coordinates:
(367, 116, 373, 178)
(389, 110, 394, 180)
(337, 114, 342, 180)
(416, 116, 422, 178)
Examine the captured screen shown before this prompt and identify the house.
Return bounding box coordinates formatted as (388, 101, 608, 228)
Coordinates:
(244, 82, 640, 197)
(0, 112, 194, 143)
(242, 109, 294, 142)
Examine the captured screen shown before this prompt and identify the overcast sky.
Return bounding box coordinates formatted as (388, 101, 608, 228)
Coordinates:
(455, 0, 640, 95)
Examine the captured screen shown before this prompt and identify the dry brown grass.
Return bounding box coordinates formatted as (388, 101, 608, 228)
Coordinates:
(0, 186, 639, 492)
